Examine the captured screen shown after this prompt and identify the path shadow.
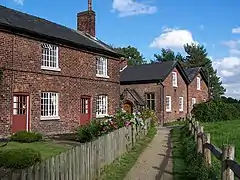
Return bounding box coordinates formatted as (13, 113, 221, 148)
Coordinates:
(154, 128, 173, 180)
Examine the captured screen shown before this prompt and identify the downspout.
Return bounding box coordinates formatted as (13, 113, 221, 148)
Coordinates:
(159, 81, 164, 125)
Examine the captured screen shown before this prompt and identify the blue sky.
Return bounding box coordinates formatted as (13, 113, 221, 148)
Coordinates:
(1, 0, 240, 99)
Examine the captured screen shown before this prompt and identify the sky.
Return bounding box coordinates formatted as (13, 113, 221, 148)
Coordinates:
(1, 0, 240, 99)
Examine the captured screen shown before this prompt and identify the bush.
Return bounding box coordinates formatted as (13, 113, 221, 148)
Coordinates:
(0, 148, 41, 169)
(10, 131, 43, 143)
(140, 109, 158, 127)
(191, 100, 240, 122)
(76, 120, 101, 143)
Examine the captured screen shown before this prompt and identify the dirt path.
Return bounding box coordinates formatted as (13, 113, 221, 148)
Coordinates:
(124, 127, 173, 180)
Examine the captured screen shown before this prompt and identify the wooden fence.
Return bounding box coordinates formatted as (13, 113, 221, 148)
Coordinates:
(188, 119, 240, 180)
(1, 120, 151, 180)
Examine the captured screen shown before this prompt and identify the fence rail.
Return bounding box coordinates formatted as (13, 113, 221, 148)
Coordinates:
(1, 120, 151, 180)
(189, 119, 240, 180)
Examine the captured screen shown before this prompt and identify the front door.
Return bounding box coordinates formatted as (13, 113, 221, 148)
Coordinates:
(80, 96, 91, 125)
(12, 94, 29, 133)
(123, 102, 133, 114)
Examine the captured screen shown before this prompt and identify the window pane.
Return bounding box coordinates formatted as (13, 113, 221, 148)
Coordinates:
(41, 44, 58, 68)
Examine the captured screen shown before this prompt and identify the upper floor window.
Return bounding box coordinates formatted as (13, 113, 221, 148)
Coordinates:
(172, 72, 177, 87)
(96, 57, 109, 78)
(166, 96, 172, 112)
(41, 43, 60, 71)
(41, 92, 59, 120)
(179, 97, 184, 112)
(197, 77, 201, 90)
(146, 93, 155, 111)
(96, 95, 108, 117)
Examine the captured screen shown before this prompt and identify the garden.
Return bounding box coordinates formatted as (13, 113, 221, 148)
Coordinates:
(0, 109, 156, 172)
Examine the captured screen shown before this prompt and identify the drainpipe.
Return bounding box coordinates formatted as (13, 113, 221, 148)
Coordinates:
(159, 81, 164, 125)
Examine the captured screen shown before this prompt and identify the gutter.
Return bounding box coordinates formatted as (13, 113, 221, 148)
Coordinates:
(159, 81, 165, 125)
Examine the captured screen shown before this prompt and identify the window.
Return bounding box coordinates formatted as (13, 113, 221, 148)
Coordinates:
(96, 57, 108, 78)
(41, 43, 60, 71)
(146, 93, 155, 111)
(192, 98, 196, 108)
(172, 72, 177, 87)
(96, 95, 108, 117)
(41, 92, 59, 120)
(179, 97, 184, 112)
(81, 98, 89, 114)
(166, 96, 171, 112)
(197, 77, 201, 90)
(13, 96, 27, 115)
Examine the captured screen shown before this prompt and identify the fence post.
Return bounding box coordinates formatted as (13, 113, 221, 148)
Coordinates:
(197, 126, 204, 154)
(188, 120, 192, 132)
(194, 121, 199, 142)
(221, 145, 235, 180)
(191, 118, 195, 135)
(203, 133, 211, 167)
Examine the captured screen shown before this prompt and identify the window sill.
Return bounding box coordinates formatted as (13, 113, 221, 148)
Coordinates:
(96, 74, 110, 79)
(96, 114, 109, 118)
(40, 116, 60, 121)
(173, 86, 178, 88)
(166, 110, 172, 113)
(41, 66, 61, 72)
(179, 110, 184, 112)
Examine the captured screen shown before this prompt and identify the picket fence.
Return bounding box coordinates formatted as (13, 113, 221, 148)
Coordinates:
(0, 120, 151, 180)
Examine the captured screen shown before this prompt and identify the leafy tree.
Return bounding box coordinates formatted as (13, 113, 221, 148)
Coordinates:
(184, 43, 225, 99)
(151, 48, 185, 64)
(113, 46, 145, 65)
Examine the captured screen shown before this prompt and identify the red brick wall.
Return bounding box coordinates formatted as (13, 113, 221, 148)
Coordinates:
(188, 73, 208, 113)
(0, 31, 120, 136)
(120, 83, 163, 123)
(163, 68, 188, 122)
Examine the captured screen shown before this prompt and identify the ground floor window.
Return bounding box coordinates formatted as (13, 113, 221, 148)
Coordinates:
(145, 93, 155, 111)
(179, 97, 184, 112)
(96, 95, 108, 117)
(192, 98, 197, 108)
(166, 96, 172, 112)
(41, 92, 59, 119)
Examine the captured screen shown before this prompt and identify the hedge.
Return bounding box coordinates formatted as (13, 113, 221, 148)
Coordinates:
(10, 131, 43, 143)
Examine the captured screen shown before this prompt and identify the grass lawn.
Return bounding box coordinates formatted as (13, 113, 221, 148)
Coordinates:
(171, 127, 186, 180)
(0, 141, 69, 159)
(99, 126, 157, 180)
(203, 120, 240, 177)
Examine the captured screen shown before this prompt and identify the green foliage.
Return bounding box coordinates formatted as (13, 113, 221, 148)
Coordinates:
(139, 109, 157, 127)
(113, 46, 146, 65)
(76, 120, 101, 143)
(179, 126, 214, 179)
(0, 148, 41, 169)
(10, 131, 43, 143)
(192, 100, 240, 122)
(114, 110, 134, 128)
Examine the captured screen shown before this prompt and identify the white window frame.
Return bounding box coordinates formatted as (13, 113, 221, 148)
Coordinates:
(96, 57, 109, 78)
(192, 98, 196, 108)
(197, 77, 201, 90)
(40, 92, 60, 120)
(41, 43, 61, 71)
(179, 97, 184, 112)
(166, 96, 172, 112)
(96, 95, 108, 118)
(172, 72, 178, 87)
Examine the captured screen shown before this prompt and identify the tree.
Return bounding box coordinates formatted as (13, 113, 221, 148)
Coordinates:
(151, 48, 185, 63)
(184, 43, 225, 99)
(113, 46, 145, 65)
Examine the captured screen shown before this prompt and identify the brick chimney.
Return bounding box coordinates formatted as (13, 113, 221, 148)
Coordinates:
(77, 0, 96, 37)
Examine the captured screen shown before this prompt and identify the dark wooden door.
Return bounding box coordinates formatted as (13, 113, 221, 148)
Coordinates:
(80, 96, 91, 125)
(123, 102, 133, 114)
(12, 95, 29, 133)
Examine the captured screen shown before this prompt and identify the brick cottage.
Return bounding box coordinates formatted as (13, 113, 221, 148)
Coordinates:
(0, 2, 122, 136)
(120, 61, 209, 124)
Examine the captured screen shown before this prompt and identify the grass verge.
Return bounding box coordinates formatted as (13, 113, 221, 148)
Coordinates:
(100, 126, 157, 180)
(0, 141, 69, 159)
(171, 127, 186, 180)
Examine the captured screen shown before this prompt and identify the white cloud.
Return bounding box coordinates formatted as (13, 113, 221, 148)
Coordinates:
(213, 56, 240, 99)
(230, 49, 240, 56)
(232, 27, 240, 34)
(112, 0, 157, 17)
(149, 28, 197, 49)
(222, 40, 240, 49)
(14, 0, 24, 5)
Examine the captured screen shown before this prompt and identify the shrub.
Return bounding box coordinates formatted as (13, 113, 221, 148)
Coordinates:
(140, 109, 158, 127)
(10, 131, 43, 143)
(191, 100, 240, 122)
(0, 148, 41, 169)
(76, 120, 101, 143)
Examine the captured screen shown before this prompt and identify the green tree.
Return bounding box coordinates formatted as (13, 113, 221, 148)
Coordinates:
(184, 43, 225, 99)
(151, 48, 185, 64)
(113, 46, 145, 65)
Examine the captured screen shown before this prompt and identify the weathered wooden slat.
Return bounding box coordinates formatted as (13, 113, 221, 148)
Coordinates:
(204, 143, 222, 160)
(226, 160, 240, 178)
